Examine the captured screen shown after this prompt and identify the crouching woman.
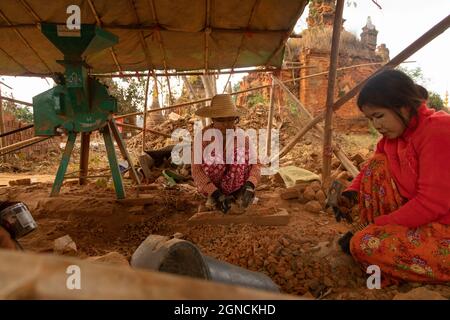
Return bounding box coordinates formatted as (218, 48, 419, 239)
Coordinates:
(191, 94, 261, 214)
(339, 70, 450, 285)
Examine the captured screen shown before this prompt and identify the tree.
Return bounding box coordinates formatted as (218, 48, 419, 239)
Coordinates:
(99, 77, 147, 115)
(428, 92, 445, 111)
(396, 66, 427, 85)
(2, 100, 33, 123)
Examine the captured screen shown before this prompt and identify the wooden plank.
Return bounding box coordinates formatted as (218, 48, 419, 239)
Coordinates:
(116, 194, 159, 206)
(0, 250, 299, 300)
(188, 210, 290, 226)
(138, 154, 154, 181)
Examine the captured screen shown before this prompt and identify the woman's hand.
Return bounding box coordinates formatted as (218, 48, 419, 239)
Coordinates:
(333, 190, 358, 223)
(238, 182, 255, 209)
(0, 226, 17, 250)
(212, 190, 233, 214)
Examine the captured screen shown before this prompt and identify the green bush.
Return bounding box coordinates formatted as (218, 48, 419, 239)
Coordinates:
(247, 92, 266, 107)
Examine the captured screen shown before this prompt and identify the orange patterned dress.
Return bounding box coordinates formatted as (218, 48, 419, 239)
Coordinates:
(350, 154, 450, 285)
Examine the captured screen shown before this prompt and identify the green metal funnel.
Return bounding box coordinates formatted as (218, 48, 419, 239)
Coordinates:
(40, 23, 118, 61)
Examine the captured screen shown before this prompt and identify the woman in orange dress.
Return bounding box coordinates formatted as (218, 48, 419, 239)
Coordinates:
(336, 70, 450, 285)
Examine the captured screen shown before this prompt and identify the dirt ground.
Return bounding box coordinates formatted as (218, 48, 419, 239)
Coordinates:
(1, 108, 448, 299)
(1, 175, 449, 300)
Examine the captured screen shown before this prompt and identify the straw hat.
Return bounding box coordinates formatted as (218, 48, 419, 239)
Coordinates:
(195, 94, 246, 118)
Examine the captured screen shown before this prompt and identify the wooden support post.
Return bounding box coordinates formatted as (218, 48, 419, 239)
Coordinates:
(322, 0, 344, 187)
(201, 75, 215, 126)
(109, 119, 141, 185)
(277, 13, 450, 171)
(0, 86, 5, 161)
(142, 71, 151, 153)
(266, 77, 276, 156)
(79, 132, 91, 185)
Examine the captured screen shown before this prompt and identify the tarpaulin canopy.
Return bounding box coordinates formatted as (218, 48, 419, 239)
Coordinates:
(0, 0, 308, 76)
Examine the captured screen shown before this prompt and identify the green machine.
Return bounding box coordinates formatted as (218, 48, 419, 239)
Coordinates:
(32, 23, 140, 199)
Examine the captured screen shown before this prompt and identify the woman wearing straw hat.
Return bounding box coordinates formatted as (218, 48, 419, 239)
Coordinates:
(191, 94, 261, 214)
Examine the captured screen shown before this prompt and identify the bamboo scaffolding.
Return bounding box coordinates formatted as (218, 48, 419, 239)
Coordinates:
(272, 76, 359, 177)
(279, 14, 450, 165)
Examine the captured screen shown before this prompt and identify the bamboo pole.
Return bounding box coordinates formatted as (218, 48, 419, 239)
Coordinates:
(0, 9, 52, 73)
(0, 95, 33, 106)
(182, 75, 198, 100)
(112, 61, 394, 120)
(142, 71, 151, 152)
(0, 136, 49, 156)
(0, 23, 292, 35)
(0, 124, 34, 138)
(0, 86, 5, 161)
(127, 0, 154, 70)
(265, 76, 276, 155)
(279, 13, 450, 166)
(115, 121, 171, 138)
(87, 0, 123, 73)
(0, 47, 31, 73)
(204, 0, 211, 72)
(322, 0, 344, 187)
(19, 66, 311, 79)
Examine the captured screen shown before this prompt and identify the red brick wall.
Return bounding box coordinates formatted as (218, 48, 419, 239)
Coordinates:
(1, 111, 59, 157)
(298, 49, 382, 132)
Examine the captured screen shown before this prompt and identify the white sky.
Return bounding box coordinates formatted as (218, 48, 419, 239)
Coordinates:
(1, 0, 449, 104)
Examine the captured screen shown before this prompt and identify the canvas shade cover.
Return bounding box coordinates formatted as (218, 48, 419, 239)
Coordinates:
(0, 0, 308, 76)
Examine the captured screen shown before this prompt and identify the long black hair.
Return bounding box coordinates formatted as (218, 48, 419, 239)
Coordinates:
(357, 69, 423, 125)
